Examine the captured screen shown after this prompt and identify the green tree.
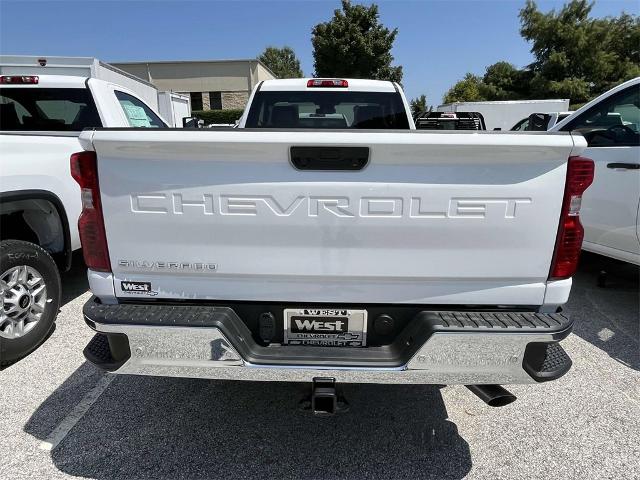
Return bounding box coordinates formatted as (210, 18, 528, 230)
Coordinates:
(311, 0, 402, 82)
(258, 46, 303, 79)
(519, 0, 640, 103)
(442, 1, 639, 106)
(483, 62, 519, 93)
(481, 61, 532, 100)
(410, 94, 428, 116)
(443, 64, 533, 103)
(442, 73, 486, 103)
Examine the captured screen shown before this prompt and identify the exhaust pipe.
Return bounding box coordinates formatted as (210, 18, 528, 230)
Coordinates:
(466, 385, 516, 407)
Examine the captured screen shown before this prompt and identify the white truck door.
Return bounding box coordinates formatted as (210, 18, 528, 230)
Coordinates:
(637, 198, 640, 250)
(582, 147, 640, 258)
(563, 84, 640, 263)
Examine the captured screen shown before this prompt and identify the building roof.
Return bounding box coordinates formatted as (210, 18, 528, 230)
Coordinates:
(111, 59, 276, 77)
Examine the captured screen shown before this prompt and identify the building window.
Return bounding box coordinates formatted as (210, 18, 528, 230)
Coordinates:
(209, 92, 222, 110)
(190, 92, 203, 111)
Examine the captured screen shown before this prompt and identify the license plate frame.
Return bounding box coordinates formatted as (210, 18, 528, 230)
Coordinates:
(283, 308, 367, 347)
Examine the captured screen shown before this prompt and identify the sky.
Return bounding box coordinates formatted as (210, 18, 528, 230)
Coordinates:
(0, 0, 636, 104)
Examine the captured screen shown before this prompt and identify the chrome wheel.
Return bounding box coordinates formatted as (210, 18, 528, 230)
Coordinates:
(0, 265, 48, 339)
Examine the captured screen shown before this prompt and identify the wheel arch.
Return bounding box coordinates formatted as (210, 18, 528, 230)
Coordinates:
(0, 190, 73, 271)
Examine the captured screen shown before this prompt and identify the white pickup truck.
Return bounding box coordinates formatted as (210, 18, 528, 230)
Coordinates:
(76, 78, 593, 411)
(552, 77, 640, 266)
(0, 56, 169, 366)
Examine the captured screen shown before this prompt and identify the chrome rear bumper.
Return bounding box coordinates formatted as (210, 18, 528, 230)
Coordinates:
(83, 299, 572, 384)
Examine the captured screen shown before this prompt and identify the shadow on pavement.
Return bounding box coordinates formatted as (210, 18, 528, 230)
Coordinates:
(60, 252, 89, 307)
(567, 252, 639, 370)
(25, 365, 472, 480)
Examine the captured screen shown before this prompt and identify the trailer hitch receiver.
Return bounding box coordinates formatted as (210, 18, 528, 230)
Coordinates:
(311, 377, 337, 415)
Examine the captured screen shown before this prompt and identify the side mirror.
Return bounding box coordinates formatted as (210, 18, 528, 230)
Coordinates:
(182, 117, 204, 128)
(527, 113, 552, 131)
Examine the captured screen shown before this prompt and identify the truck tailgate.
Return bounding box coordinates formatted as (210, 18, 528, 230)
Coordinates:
(85, 129, 582, 305)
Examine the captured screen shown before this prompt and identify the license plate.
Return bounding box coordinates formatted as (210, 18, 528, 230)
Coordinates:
(283, 308, 367, 347)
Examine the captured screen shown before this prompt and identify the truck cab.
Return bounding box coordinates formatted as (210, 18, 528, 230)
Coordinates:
(238, 78, 415, 129)
(511, 112, 574, 132)
(415, 111, 486, 130)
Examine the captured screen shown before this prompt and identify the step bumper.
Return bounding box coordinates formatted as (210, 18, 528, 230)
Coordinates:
(83, 298, 573, 385)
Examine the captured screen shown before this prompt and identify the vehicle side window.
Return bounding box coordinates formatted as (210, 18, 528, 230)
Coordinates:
(115, 91, 166, 128)
(563, 86, 640, 147)
(511, 118, 529, 131)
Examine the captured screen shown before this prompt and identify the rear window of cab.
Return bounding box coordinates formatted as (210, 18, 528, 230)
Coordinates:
(245, 91, 411, 129)
(0, 87, 102, 131)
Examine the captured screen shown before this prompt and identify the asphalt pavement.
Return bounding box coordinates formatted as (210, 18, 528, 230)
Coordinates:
(1, 252, 638, 479)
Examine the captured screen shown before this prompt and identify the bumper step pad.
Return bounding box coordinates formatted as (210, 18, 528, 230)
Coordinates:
(84, 300, 572, 333)
(523, 342, 572, 382)
(420, 311, 570, 331)
(84, 333, 115, 369)
(84, 302, 235, 328)
(83, 332, 130, 371)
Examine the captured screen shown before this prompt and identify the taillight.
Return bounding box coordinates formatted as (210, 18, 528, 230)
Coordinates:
(0, 75, 38, 84)
(549, 156, 594, 280)
(306, 79, 348, 88)
(70, 151, 111, 272)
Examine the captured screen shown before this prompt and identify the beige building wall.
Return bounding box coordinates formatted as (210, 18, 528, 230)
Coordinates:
(222, 91, 248, 109)
(201, 92, 210, 110)
(111, 60, 276, 110)
(256, 62, 276, 82)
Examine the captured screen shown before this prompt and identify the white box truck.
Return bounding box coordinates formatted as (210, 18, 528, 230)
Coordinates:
(437, 99, 570, 131)
(0, 55, 160, 112)
(158, 91, 191, 128)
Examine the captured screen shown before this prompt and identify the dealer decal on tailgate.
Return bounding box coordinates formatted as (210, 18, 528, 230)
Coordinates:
(120, 281, 158, 296)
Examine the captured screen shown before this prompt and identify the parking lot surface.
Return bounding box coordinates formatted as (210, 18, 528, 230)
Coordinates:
(1, 253, 638, 480)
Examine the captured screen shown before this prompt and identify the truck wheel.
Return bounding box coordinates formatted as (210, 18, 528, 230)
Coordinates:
(0, 240, 61, 367)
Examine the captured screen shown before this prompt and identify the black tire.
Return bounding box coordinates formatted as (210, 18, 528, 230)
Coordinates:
(0, 240, 61, 367)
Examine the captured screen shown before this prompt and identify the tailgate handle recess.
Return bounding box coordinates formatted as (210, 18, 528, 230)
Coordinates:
(290, 146, 369, 171)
